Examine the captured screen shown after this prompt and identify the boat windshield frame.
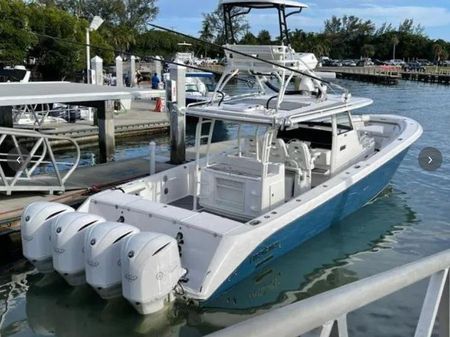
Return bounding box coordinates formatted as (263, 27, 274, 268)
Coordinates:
(222, 0, 307, 44)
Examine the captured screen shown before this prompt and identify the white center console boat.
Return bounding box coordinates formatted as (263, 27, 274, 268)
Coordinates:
(20, 0, 422, 316)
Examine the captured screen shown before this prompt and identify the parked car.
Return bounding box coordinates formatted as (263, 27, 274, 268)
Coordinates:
(373, 59, 388, 66)
(402, 62, 426, 72)
(387, 59, 405, 66)
(440, 60, 450, 67)
(357, 59, 375, 67)
(416, 59, 433, 66)
(329, 59, 343, 67)
(322, 59, 342, 67)
(342, 59, 357, 67)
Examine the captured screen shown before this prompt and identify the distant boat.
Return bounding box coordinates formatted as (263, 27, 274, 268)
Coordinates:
(164, 43, 222, 107)
(0, 65, 31, 83)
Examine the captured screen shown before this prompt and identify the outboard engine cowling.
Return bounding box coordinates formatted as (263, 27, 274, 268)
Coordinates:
(85, 222, 140, 299)
(51, 212, 105, 286)
(21, 202, 74, 273)
(121, 232, 185, 315)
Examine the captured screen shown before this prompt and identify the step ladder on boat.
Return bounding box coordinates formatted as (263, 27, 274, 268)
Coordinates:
(193, 117, 216, 211)
(0, 127, 80, 195)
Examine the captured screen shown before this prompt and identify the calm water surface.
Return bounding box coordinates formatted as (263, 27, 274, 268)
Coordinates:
(1, 80, 450, 337)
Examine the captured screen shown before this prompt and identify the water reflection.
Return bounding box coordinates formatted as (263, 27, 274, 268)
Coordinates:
(191, 188, 417, 329)
(24, 273, 189, 337)
(0, 188, 416, 337)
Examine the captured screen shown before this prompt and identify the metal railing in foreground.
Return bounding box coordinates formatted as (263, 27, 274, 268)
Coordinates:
(0, 127, 80, 195)
(206, 249, 450, 337)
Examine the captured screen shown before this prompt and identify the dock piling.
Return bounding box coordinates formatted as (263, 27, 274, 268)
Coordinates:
(169, 66, 186, 165)
(116, 56, 123, 87)
(94, 100, 115, 163)
(0, 106, 13, 128)
(130, 56, 136, 87)
(149, 141, 156, 175)
(91, 56, 103, 86)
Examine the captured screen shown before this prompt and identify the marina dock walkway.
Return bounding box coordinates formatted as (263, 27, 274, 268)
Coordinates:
(27, 100, 169, 146)
(319, 66, 401, 85)
(319, 66, 450, 85)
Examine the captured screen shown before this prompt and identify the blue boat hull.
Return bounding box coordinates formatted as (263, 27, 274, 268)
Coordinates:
(208, 148, 409, 300)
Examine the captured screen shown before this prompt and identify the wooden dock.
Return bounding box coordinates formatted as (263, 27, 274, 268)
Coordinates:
(319, 66, 401, 85)
(320, 66, 450, 86)
(400, 71, 450, 85)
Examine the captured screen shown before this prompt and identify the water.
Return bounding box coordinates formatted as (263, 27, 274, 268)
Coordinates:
(1, 80, 450, 337)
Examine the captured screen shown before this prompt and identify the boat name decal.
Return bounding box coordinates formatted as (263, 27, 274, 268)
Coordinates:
(251, 241, 281, 263)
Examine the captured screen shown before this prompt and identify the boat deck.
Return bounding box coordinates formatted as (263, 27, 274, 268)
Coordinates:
(169, 195, 196, 210)
(0, 141, 235, 235)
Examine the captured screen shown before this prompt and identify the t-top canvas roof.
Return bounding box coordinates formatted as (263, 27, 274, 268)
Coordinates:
(0, 82, 165, 106)
(188, 94, 372, 126)
(220, 0, 308, 9)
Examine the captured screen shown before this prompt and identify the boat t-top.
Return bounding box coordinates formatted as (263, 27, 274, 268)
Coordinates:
(21, 0, 422, 315)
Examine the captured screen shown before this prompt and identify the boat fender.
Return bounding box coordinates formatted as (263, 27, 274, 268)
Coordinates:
(121, 232, 185, 315)
(51, 212, 105, 286)
(21, 202, 74, 273)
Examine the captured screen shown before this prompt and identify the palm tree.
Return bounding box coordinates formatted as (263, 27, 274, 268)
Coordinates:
(199, 21, 214, 57)
(391, 35, 399, 60)
(433, 44, 444, 63)
(361, 44, 375, 58)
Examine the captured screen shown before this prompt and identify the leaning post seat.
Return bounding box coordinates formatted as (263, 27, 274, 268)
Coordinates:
(199, 154, 285, 221)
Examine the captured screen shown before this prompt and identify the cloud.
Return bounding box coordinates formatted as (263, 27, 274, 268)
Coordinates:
(248, 5, 450, 35)
(155, 1, 450, 40)
(154, 16, 204, 35)
(320, 5, 450, 28)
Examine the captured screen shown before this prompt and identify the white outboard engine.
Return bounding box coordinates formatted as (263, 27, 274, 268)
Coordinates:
(85, 222, 140, 299)
(121, 232, 185, 315)
(21, 202, 74, 273)
(51, 212, 105, 286)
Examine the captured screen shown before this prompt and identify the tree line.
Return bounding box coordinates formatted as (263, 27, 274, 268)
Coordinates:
(200, 9, 450, 62)
(1, 0, 450, 81)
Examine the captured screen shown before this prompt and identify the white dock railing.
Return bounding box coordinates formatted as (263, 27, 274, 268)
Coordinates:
(0, 127, 80, 195)
(206, 249, 450, 337)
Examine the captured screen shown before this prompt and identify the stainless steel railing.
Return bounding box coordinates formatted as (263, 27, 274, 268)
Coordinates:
(0, 127, 80, 195)
(206, 249, 450, 337)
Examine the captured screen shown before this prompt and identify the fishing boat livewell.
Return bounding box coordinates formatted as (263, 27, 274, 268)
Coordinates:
(20, 0, 422, 315)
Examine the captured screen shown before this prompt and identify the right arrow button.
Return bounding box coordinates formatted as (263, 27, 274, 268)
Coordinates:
(419, 147, 443, 171)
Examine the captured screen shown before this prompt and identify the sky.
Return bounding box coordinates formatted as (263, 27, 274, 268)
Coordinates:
(155, 0, 450, 41)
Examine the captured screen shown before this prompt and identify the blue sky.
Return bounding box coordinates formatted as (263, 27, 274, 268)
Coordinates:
(155, 0, 450, 40)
